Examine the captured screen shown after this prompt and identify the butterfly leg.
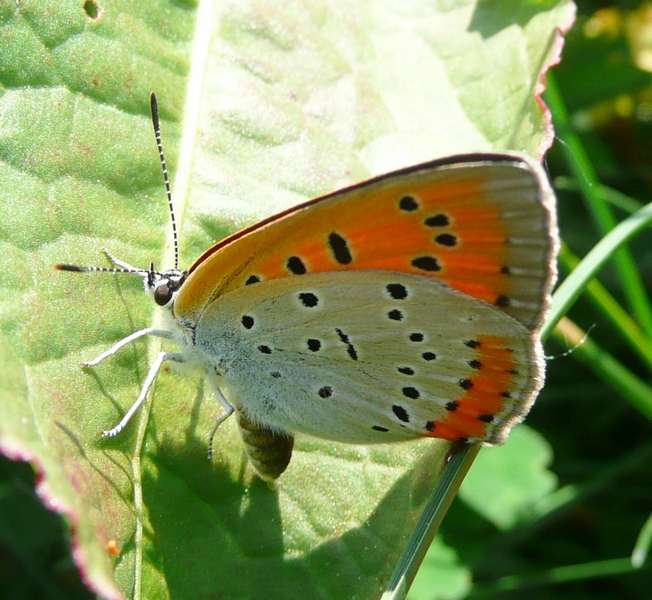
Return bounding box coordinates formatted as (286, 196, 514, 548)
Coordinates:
(102, 351, 185, 437)
(102, 247, 141, 272)
(206, 373, 235, 460)
(83, 328, 176, 367)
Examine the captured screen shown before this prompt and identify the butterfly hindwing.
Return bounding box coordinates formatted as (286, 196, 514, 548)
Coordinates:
(194, 270, 543, 445)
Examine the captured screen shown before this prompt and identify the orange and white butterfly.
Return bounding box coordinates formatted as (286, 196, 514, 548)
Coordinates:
(57, 94, 558, 480)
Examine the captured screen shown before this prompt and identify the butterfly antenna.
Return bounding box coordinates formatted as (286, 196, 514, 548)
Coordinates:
(545, 323, 596, 361)
(55, 248, 153, 276)
(150, 92, 179, 270)
(55, 264, 148, 275)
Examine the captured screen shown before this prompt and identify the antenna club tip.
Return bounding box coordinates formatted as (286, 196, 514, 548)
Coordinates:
(55, 264, 85, 272)
(150, 92, 158, 113)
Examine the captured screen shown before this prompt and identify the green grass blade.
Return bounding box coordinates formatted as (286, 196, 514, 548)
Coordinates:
(554, 177, 646, 216)
(380, 444, 480, 600)
(543, 200, 652, 339)
(632, 510, 652, 568)
(558, 245, 652, 372)
(552, 318, 652, 421)
(545, 73, 652, 337)
(470, 557, 646, 596)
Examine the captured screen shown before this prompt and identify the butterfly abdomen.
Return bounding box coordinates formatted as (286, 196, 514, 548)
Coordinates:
(235, 410, 295, 481)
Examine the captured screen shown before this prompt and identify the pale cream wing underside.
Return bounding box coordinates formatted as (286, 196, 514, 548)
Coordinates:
(194, 270, 544, 445)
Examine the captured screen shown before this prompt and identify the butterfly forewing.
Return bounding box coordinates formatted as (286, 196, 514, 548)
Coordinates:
(176, 155, 556, 334)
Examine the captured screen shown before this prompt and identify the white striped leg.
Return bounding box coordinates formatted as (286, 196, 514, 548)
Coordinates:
(206, 372, 235, 460)
(83, 328, 175, 367)
(102, 351, 185, 437)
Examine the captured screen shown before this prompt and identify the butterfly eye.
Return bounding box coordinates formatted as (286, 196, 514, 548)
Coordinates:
(154, 283, 173, 306)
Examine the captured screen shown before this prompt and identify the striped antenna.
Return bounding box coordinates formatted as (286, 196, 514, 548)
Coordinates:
(56, 95, 178, 278)
(150, 92, 179, 270)
(55, 248, 155, 277)
(55, 264, 148, 275)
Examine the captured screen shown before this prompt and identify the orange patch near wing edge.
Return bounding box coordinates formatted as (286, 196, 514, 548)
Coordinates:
(425, 334, 520, 441)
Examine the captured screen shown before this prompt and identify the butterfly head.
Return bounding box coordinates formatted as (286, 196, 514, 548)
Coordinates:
(147, 265, 186, 307)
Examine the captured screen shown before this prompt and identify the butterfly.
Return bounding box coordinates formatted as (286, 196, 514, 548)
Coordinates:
(57, 93, 559, 480)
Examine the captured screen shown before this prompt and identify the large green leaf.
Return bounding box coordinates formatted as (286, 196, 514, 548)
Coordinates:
(0, 0, 574, 598)
(459, 425, 557, 530)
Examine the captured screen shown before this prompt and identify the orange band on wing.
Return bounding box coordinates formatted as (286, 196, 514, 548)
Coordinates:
(176, 170, 513, 322)
(424, 334, 519, 441)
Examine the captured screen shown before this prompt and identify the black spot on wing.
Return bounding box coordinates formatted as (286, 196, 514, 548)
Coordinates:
(392, 404, 409, 422)
(307, 339, 322, 352)
(424, 214, 450, 227)
(412, 256, 441, 272)
(336, 328, 358, 361)
(397, 366, 414, 375)
(399, 196, 419, 212)
(386, 283, 408, 299)
(402, 387, 420, 399)
(298, 292, 319, 307)
(318, 386, 333, 398)
(287, 256, 307, 275)
(336, 328, 350, 344)
(434, 233, 457, 247)
(328, 232, 353, 265)
(496, 294, 511, 307)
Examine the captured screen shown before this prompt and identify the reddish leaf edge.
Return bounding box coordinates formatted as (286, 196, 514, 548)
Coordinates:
(0, 439, 123, 600)
(535, 3, 577, 158)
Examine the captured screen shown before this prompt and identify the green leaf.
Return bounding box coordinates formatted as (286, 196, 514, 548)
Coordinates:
(0, 0, 574, 598)
(458, 426, 557, 530)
